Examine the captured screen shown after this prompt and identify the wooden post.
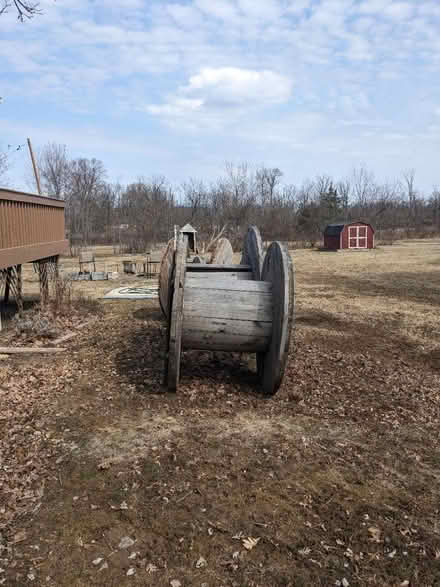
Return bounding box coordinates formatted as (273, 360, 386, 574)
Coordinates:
(38, 260, 49, 305)
(27, 138, 42, 196)
(4, 268, 11, 304)
(16, 264, 23, 314)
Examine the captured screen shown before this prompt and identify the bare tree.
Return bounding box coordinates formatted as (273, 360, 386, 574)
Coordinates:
(0, 0, 41, 20)
(39, 143, 69, 199)
(182, 178, 206, 222)
(401, 169, 419, 231)
(67, 158, 106, 244)
(0, 150, 8, 183)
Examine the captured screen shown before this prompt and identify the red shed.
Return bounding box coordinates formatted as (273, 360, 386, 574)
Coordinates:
(323, 221, 374, 251)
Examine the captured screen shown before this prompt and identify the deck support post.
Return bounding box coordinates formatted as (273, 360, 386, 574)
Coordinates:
(38, 260, 49, 306)
(4, 268, 11, 305)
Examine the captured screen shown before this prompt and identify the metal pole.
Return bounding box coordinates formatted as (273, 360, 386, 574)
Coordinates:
(27, 138, 42, 196)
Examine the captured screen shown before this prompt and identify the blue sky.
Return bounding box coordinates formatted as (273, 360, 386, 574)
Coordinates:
(1, 0, 440, 192)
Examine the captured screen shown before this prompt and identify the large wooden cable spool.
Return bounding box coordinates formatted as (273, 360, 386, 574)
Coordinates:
(166, 233, 294, 395)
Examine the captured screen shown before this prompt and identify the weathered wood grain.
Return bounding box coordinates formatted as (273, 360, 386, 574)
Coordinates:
(186, 271, 253, 281)
(259, 241, 294, 396)
(184, 279, 272, 293)
(241, 226, 264, 280)
(167, 234, 188, 391)
(186, 264, 251, 272)
(159, 239, 175, 319)
(210, 237, 234, 265)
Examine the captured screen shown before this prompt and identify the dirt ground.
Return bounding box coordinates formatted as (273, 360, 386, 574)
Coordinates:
(1, 240, 440, 586)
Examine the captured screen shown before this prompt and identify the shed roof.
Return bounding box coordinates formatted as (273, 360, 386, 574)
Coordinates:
(324, 223, 345, 236)
(180, 223, 197, 233)
(324, 221, 373, 236)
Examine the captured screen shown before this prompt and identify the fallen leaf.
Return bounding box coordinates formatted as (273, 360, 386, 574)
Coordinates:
(242, 537, 260, 551)
(368, 527, 382, 543)
(118, 536, 135, 549)
(146, 563, 158, 573)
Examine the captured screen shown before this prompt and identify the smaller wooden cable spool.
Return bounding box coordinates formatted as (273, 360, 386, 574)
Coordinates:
(165, 233, 294, 395)
(241, 226, 264, 280)
(209, 237, 233, 265)
(159, 239, 175, 319)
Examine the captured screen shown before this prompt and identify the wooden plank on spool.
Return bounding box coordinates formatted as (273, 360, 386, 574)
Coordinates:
(259, 241, 294, 396)
(159, 239, 175, 319)
(184, 279, 272, 293)
(184, 301, 272, 322)
(185, 287, 271, 308)
(186, 271, 253, 281)
(210, 238, 234, 265)
(182, 329, 269, 352)
(241, 226, 264, 280)
(186, 264, 251, 272)
(183, 316, 272, 338)
(167, 234, 188, 391)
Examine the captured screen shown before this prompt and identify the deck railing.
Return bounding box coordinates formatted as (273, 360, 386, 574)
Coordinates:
(0, 188, 68, 269)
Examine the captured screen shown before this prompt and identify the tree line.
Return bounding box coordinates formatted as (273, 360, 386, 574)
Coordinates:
(2, 142, 440, 252)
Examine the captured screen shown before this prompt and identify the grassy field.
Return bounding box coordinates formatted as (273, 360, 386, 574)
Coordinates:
(1, 239, 440, 586)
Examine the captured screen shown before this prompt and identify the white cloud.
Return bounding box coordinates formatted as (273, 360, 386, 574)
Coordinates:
(194, 0, 239, 22)
(147, 97, 204, 116)
(384, 2, 414, 20)
(357, 0, 391, 14)
(183, 67, 292, 105)
(146, 67, 293, 129)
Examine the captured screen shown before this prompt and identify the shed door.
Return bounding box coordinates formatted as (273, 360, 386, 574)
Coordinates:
(348, 226, 367, 248)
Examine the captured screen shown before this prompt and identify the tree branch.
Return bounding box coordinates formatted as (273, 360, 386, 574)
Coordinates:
(0, 0, 41, 20)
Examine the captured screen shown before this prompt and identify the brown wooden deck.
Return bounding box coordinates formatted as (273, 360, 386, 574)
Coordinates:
(0, 188, 68, 270)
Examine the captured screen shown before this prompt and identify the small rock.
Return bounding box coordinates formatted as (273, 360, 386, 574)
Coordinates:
(27, 572, 36, 581)
(119, 501, 128, 510)
(342, 579, 349, 587)
(196, 556, 207, 569)
(118, 536, 135, 549)
(170, 580, 182, 587)
(127, 568, 136, 576)
(92, 557, 104, 566)
(128, 552, 137, 560)
(99, 562, 108, 572)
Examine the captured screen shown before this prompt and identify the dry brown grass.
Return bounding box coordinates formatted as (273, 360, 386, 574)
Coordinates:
(1, 239, 440, 586)
(293, 239, 440, 357)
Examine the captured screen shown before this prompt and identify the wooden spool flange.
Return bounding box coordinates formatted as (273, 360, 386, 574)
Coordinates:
(241, 226, 264, 280)
(210, 237, 233, 265)
(159, 239, 175, 318)
(165, 234, 294, 395)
